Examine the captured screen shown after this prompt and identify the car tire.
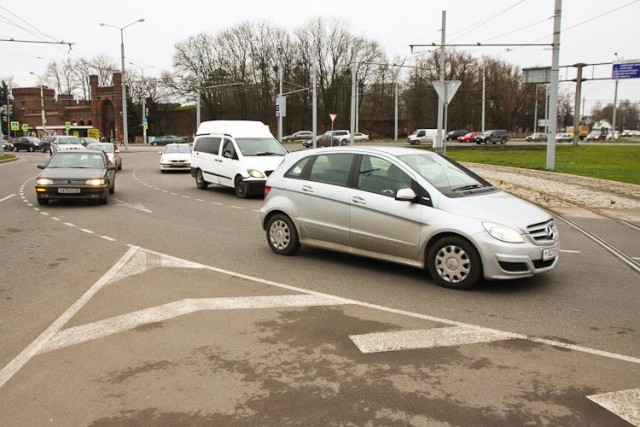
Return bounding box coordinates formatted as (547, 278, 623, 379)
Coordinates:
(501, 137, 507, 144)
(36, 197, 49, 205)
(427, 236, 481, 290)
(266, 214, 300, 256)
(341, 139, 348, 146)
(195, 169, 208, 189)
(234, 175, 249, 199)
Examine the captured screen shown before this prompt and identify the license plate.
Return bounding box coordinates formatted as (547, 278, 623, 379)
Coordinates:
(542, 246, 558, 260)
(58, 188, 81, 194)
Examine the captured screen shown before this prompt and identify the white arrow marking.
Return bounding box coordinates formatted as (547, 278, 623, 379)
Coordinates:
(587, 388, 640, 426)
(112, 198, 153, 213)
(39, 295, 346, 354)
(350, 326, 517, 354)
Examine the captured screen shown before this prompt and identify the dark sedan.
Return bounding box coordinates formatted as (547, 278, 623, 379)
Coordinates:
(35, 150, 116, 205)
(151, 135, 183, 146)
(14, 136, 41, 152)
(3, 141, 14, 152)
(302, 134, 341, 148)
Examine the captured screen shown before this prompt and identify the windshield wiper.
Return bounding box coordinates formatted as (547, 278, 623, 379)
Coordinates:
(255, 152, 281, 156)
(452, 184, 486, 192)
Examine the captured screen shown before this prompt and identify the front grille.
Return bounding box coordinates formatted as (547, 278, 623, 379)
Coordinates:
(527, 219, 557, 244)
(53, 180, 86, 185)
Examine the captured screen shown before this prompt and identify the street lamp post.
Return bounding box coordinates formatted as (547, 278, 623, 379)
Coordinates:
(129, 62, 152, 144)
(100, 18, 144, 150)
(30, 72, 47, 137)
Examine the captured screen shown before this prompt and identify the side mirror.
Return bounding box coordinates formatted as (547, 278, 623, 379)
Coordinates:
(158, 151, 163, 155)
(37, 164, 45, 169)
(107, 165, 117, 171)
(395, 188, 417, 202)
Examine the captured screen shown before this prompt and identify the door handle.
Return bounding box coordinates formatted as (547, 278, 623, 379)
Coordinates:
(352, 196, 366, 205)
(302, 185, 314, 193)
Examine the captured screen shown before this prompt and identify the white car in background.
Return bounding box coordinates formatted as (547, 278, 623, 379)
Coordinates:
(160, 143, 192, 172)
(49, 136, 85, 156)
(353, 132, 369, 141)
(86, 142, 122, 170)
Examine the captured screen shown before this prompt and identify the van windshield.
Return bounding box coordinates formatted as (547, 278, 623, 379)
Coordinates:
(236, 138, 287, 156)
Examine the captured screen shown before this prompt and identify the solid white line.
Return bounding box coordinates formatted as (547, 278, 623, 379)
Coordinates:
(350, 327, 516, 354)
(560, 249, 581, 254)
(0, 194, 15, 203)
(587, 388, 640, 426)
(40, 295, 345, 353)
(634, 257, 640, 261)
(0, 246, 140, 389)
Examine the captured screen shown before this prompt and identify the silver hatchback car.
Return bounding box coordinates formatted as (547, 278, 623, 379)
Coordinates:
(260, 146, 559, 289)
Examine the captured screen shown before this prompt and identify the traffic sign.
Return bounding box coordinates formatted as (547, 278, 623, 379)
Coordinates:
(10, 121, 19, 131)
(612, 61, 640, 79)
(22, 124, 29, 132)
(431, 80, 462, 104)
(329, 113, 337, 122)
(65, 121, 71, 130)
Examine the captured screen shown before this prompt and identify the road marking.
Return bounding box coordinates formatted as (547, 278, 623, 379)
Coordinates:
(587, 388, 640, 426)
(0, 246, 139, 389)
(196, 199, 205, 202)
(231, 206, 243, 210)
(40, 211, 50, 216)
(212, 201, 223, 206)
(560, 249, 581, 254)
(51, 217, 61, 221)
(634, 257, 640, 261)
(350, 326, 516, 354)
(40, 295, 345, 354)
(64, 222, 75, 227)
(112, 198, 153, 214)
(80, 229, 94, 234)
(0, 194, 15, 203)
(100, 235, 117, 242)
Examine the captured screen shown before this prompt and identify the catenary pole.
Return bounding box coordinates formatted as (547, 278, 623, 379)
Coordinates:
(546, 0, 562, 170)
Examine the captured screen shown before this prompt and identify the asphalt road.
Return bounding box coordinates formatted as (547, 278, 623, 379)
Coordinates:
(0, 150, 638, 426)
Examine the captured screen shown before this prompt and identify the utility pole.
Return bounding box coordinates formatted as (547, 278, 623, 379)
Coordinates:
(546, 0, 562, 170)
(572, 63, 585, 146)
(481, 63, 486, 133)
(278, 63, 283, 142)
(533, 84, 538, 133)
(312, 45, 318, 149)
(350, 45, 357, 146)
(435, 11, 446, 155)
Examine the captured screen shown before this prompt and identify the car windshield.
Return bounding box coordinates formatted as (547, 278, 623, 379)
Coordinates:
(236, 138, 286, 156)
(58, 137, 82, 145)
(87, 144, 114, 153)
(399, 153, 495, 195)
(164, 145, 191, 154)
(47, 153, 106, 168)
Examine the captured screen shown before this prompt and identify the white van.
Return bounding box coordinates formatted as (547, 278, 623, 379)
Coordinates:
(190, 120, 287, 198)
(408, 129, 438, 145)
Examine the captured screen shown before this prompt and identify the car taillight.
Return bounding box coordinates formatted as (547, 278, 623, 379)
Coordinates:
(264, 186, 271, 198)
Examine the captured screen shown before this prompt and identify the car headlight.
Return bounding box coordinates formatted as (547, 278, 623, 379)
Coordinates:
(85, 178, 105, 186)
(247, 169, 265, 179)
(36, 178, 53, 185)
(483, 222, 524, 243)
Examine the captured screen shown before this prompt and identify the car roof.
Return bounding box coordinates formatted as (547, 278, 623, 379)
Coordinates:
(288, 145, 435, 159)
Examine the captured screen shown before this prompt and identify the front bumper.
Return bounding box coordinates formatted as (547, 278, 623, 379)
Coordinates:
(35, 185, 109, 201)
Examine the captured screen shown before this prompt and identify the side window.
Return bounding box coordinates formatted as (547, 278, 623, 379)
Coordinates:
(194, 136, 221, 155)
(221, 139, 237, 160)
(357, 155, 412, 197)
(417, 131, 425, 137)
(309, 153, 354, 186)
(284, 157, 312, 179)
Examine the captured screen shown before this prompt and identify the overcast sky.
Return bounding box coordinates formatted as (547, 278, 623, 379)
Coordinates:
(1, 0, 639, 115)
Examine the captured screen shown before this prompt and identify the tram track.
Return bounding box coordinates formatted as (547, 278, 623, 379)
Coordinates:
(466, 163, 640, 274)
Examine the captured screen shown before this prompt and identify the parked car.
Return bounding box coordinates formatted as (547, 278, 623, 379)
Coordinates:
(40, 135, 54, 152)
(353, 132, 370, 141)
(3, 141, 14, 151)
(475, 129, 509, 144)
(260, 146, 558, 289)
(457, 132, 483, 143)
(302, 134, 341, 148)
(190, 120, 287, 198)
(50, 135, 85, 155)
(34, 150, 116, 205)
(555, 133, 573, 143)
(13, 136, 41, 152)
(282, 131, 313, 142)
(446, 129, 468, 141)
(160, 143, 192, 172)
(408, 128, 437, 145)
(151, 135, 183, 146)
(586, 131, 606, 141)
(526, 133, 547, 142)
(86, 142, 122, 170)
(324, 130, 351, 145)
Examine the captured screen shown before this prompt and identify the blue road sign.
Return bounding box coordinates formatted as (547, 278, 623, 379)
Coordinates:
(612, 62, 640, 79)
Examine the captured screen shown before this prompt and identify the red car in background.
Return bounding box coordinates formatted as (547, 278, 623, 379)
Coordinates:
(457, 132, 482, 142)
